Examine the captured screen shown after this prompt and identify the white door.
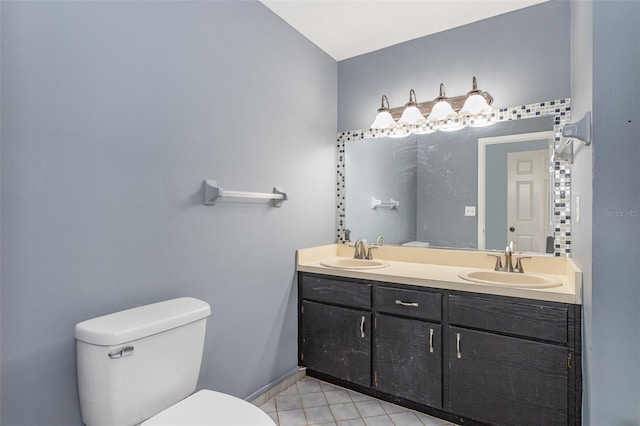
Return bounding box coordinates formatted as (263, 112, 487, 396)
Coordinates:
(507, 150, 549, 252)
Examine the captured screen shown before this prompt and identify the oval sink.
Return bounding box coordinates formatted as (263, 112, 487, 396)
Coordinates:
(458, 270, 561, 289)
(320, 257, 390, 270)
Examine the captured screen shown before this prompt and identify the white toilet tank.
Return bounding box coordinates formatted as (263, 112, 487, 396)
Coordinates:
(75, 297, 211, 426)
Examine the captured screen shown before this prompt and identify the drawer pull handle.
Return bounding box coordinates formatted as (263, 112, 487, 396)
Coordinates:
(395, 300, 419, 307)
(360, 316, 365, 338)
(456, 333, 462, 359)
(429, 328, 434, 353)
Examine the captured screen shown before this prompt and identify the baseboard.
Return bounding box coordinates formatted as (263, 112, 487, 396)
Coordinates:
(247, 367, 307, 406)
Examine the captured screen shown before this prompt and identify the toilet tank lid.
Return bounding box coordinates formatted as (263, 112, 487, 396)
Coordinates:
(75, 297, 211, 346)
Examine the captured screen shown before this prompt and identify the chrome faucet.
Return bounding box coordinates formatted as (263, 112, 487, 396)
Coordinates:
(353, 239, 376, 260)
(353, 239, 366, 260)
(487, 241, 530, 273)
(504, 244, 514, 272)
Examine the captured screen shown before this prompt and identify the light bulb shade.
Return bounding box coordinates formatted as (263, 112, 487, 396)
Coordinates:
(398, 105, 426, 125)
(427, 100, 458, 122)
(459, 94, 493, 116)
(370, 110, 398, 129)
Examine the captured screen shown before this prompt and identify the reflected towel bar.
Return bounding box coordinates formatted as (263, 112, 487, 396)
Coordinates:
(371, 196, 399, 210)
(203, 180, 287, 207)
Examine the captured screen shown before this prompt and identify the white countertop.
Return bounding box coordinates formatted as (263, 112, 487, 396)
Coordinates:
(297, 244, 582, 305)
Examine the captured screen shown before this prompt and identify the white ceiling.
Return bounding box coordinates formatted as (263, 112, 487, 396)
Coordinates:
(260, 0, 548, 61)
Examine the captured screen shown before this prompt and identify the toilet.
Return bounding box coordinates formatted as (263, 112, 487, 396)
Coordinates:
(74, 297, 275, 426)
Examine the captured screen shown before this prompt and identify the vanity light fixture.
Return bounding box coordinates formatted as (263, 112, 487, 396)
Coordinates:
(370, 95, 398, 130)
(397, 89, 427, 126)
(427, 83, 466, 132)
(459, 76, 494, 115)
(370, 76, 494, 134)
(426, 83, 459, 122)
(459, 76, 495, 127)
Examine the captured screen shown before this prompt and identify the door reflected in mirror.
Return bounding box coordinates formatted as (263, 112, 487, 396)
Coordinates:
(479, 132, 554, 253)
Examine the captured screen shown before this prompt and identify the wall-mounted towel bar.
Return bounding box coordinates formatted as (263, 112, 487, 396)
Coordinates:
(203, 180, 287, 207)
(371, 196, 399, 210)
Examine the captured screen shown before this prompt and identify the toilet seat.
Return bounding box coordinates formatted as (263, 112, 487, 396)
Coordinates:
(141, 389, 276, 426)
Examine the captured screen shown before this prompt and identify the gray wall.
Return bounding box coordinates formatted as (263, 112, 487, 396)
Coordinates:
(590, 1, 640, 424)
(0, 2, 336, 425)
(569, 0, 593, 423)
(338, 1, 570, 132)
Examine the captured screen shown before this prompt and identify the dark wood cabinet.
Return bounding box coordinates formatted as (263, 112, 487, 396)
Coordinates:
(447, 327, 568, 426)
(298, 272, 582, 426)
(301, 300, 371, 387)
(374, 314, 442, 407)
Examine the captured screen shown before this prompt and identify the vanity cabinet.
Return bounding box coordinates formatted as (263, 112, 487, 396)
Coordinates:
(298, 272, 582, 426)
(448, 327, 567, 425)
(373, 286, 442, 407)
(299, 275, 372, 387)
(447, 294, 574, 426)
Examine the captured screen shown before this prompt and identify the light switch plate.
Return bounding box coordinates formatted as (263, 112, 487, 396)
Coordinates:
(465, 206, 476, 216)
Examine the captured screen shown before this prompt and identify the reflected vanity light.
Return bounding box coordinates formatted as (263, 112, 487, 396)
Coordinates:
(369, 76, 493, 134)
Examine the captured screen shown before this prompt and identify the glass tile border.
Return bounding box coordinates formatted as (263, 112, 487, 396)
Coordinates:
(335, 98, 572, 257)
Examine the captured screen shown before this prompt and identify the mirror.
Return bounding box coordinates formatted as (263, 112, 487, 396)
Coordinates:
(338, 100, 572, 256)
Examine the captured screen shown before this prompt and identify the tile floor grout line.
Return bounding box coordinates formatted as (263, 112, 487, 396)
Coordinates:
(263, 376, 456, 426)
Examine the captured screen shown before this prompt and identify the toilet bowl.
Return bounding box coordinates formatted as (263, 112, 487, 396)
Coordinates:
(75, 297, 276, 426)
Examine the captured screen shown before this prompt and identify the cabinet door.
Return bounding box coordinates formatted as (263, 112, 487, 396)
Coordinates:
(375, 314, 442, 407)
(301, 301, 371, 387)
(448, 327, 568, 426)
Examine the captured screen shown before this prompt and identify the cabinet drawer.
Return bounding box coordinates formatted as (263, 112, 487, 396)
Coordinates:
(449, 295, 568, 343)
(375, 286, 441, 321)
(301, 275, 371, 309)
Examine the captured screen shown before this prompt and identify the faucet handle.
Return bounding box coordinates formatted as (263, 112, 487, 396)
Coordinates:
(366, 246, 377, 260)
(487, 254, 503, 271)
(515, 256, 531, 273)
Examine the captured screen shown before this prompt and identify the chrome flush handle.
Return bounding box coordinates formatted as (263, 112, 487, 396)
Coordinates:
(108, 346, 134, 359)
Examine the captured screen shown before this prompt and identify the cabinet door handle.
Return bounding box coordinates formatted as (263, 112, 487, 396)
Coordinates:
(456, 333, 462, 359)
(360, 316, 365, 338)
(429, 328, 434, 353)
(395, 300, 419, 307)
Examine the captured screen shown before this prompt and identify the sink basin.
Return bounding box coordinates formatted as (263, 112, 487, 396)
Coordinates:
(458, 270, 562, 289)
(320, 257, 390, 270)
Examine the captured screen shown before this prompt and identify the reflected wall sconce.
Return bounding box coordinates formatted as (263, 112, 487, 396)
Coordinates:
(370, 76, 494, 134)
(554, 112, 592, 163)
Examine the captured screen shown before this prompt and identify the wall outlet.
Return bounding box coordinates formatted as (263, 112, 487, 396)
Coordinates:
(465, 206, 476, 217)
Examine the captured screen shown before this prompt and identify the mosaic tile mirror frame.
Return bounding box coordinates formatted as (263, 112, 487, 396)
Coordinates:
(336, 98, 572, 257)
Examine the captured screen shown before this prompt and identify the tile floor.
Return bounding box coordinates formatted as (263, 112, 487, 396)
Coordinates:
(259, 376, 458, 426)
